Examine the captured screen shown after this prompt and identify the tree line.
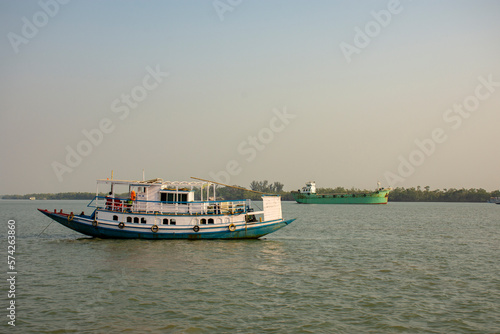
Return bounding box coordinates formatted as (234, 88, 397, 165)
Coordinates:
(218, 183, 500, 202)
(3, 182, 499, 202)
(2, 192, 98, 200)
(388, 186, 500, 202)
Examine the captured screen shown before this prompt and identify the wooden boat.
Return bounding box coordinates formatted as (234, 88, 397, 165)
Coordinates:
(38, 177, 295, 239)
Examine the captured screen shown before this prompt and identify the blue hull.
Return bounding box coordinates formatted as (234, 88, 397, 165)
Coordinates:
(38, 209, 295, 240)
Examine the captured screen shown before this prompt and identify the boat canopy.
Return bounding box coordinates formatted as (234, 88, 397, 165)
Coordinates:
(96, 178, 206, 187)
(96, 178, 218, 202)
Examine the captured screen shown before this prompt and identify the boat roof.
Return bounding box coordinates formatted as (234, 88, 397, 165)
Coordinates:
(96, 178, 207, 187)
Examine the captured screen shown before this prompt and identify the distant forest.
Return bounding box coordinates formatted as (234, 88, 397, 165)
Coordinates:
(2, 192, 99, 200)
(217, 181, 500, 202)
(2, 181, 499, 202)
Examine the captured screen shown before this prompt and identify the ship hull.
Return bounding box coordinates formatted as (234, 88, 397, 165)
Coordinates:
(292, 189, 390, 204)
(38, 209, 295, 240)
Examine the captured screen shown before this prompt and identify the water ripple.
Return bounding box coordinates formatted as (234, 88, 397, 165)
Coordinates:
(1, 201, 499, 333)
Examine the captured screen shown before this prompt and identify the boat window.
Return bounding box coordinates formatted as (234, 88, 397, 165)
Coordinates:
(200, 218, 207, 225)
(163, 218, 168, 225)
(141, 218, 146, 224)
(160, 193, 167, 203)
(134, 217, 139, 224)
(170, 219, 176, 225)
(208, 218, 214, 224)
(127, 217, 132, 223)
(113, 215, 118, 221)
(179, 194, 187, 203)
(217, 218, 222, 224)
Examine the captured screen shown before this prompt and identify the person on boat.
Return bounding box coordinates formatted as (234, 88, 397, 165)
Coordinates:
(105, 192, 113, 210)
(126, 190, 136, 212)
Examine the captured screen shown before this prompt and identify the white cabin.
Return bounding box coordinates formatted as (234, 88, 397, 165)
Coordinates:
(299, 181, 316, 194)
(88, 178, 282, 228)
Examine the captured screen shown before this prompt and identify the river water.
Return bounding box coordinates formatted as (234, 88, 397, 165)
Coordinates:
(1, 200, 499, 333)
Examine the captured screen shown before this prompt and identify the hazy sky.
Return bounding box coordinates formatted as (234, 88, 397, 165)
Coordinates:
(1, 0, 499, 195)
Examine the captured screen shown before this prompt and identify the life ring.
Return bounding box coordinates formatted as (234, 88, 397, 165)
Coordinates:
(228, 223, 236, 232)
(118, 222, 125, 229)
(68, 213, 74, 221)
(151, 225, 159, 233)
(193, 225, 200, 232)
(92, 220, 98, 227)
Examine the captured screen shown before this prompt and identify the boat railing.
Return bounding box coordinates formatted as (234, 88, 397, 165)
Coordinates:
(87, 196, 250, 215)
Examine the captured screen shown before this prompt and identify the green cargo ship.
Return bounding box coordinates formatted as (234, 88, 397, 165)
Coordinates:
(292, 182, 391, 204)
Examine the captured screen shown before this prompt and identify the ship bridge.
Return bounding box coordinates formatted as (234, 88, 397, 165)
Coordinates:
(300, 181, 316, 194)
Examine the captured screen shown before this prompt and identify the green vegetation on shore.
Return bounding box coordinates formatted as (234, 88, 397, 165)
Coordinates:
(316, 186, 500, 202)
(3, 182, 499, 202)
(389, 186, 500, 202)
(2, 192, 98, 200)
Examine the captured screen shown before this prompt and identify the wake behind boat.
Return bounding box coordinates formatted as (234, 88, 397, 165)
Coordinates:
(38, 177, 295, 239)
